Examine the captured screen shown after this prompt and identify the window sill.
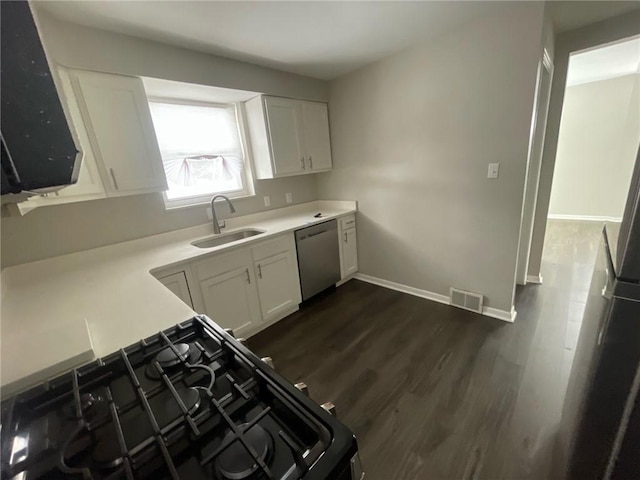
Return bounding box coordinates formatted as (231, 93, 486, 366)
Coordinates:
(163, 192, 256, 212)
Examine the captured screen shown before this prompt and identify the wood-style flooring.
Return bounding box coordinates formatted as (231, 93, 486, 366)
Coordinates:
(248, 219, 603, 480)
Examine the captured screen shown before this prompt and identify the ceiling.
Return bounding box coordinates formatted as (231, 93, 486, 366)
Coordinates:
(549, 1, 639, 33)
(37, 1, 640, 81)
(567, 35, 640, 87)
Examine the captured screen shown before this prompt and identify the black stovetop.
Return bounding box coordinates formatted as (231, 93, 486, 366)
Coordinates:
(1, 315, 357, 480)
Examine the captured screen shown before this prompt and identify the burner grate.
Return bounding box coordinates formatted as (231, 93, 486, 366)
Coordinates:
(1, 316, 337, 480)
(59, 319, 277, 480)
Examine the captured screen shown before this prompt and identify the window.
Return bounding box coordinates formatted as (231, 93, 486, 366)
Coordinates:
(148, 100, 253, 206)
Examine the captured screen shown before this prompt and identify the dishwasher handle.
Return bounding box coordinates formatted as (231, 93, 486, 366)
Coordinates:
(295, 219, 338, 241)
(308, 229, 328, 238)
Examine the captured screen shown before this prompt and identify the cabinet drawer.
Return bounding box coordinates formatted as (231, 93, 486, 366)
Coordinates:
(251, 234, 295, 262)
(340, 215, 356, 231)
(193, 248, 252, 282)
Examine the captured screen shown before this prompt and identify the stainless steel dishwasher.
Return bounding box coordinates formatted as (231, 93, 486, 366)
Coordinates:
(295, 219, 341, 301)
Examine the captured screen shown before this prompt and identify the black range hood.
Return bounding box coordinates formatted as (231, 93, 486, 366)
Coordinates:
(1, 0, 80, 197)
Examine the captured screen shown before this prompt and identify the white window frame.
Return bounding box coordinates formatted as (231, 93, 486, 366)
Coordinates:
(147, 97, 255, 209)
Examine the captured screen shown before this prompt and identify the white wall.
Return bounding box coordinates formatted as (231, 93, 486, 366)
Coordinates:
(318, 3, 544, 313)
(1, 11, 328, 268)
(549, 74, 640, 219)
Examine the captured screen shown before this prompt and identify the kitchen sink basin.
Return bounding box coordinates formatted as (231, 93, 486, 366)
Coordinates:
(191, 229, 265, 249)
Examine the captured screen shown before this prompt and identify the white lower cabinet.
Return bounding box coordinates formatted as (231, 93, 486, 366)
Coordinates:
(192, 249, 261, 336)
(339, 215, 358, 279)
(342, 229, 358, 277)
(199, 267, 262, 335)
(191, 233, 301, 336)
(156, 224, 349, 337)
(157, 271, 194, 309)
(251, 234, 301, 323)
(190, 234, 300, 336)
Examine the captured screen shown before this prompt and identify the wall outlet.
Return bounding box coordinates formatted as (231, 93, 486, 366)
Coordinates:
(264, 196, 271, 207)
(285, 192, 293, 204)
(206, 207, 213, 220)
(487, 163, 500, 179)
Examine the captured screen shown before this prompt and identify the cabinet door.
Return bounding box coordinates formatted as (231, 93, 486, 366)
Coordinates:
(199, 266, 261, 335)
(341, 228, 358, 278)
(54, 68, 106, 200)
(264, 97, 306, 176)
(71, 70, 168, 196)
(158, 272, 194, 309)
(255, 250, 301, 322)
(14, 69, 107, 215)
(301, 101, 332, 171)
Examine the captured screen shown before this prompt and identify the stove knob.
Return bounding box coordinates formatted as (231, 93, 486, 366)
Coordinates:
(224, 328, 235, 338)
(294, 382, 309, 397)
(261, 357, 274, 369)
(321, 402, 337, 417)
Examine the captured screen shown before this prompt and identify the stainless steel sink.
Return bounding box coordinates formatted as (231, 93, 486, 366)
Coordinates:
(191, 229, 265, 249)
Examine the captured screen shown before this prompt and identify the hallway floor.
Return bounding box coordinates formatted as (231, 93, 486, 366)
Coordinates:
(248, 219, 603, 479)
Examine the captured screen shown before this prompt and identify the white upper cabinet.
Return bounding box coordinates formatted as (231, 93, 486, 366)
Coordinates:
(245, 95, 332, 179)
(14, 67, 106, 215)
(263, 97, 306, 175)
(301, 101, 332, 172)
(70, 70, 168, 196)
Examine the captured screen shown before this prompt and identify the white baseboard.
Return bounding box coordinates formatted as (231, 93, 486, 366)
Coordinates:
(548, 214, 622, 222)
(336, 275, 356, 287)
(526, 274, 543, 284)
(483, 305, 517, 323)
(355, 273, 450, 305)
(354, 273, 516, 323)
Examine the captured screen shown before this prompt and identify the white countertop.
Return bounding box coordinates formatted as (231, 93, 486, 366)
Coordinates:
(1, 200, 356, 396)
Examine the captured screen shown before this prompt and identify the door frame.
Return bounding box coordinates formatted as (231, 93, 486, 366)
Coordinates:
(516, 49, 554, 286)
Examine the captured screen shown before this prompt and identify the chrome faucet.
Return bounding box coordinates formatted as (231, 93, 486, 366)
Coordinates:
(210, 195, 236, 234)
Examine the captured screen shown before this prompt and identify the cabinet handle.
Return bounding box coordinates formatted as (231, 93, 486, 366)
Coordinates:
(301, 157, 306, 170)
(257, 264, 263, 279)
(309, 156, 313, 169)
(344, 232, 348, 243)
(109, 168, 119, 190)
(245, 268, 251, 284)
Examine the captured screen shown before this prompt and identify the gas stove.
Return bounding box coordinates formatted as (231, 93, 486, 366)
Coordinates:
(1, 315, 363, 479)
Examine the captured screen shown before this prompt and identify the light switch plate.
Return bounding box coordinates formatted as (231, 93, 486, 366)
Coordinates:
(264, 196, 271, 207)
(487, 163, 500, 179)
(286, 193, 293, 204)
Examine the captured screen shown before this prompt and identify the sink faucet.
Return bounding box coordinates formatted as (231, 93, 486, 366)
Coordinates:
(210, 195, 236, 234)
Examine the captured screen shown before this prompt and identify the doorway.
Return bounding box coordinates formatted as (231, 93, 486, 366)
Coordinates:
(518, 35, 640, 290)
(539, 35, 640, 342)
(547, 36, 640, 225)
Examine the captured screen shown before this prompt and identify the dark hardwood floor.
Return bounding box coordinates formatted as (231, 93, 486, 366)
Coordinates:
(248, 220, 603, 479)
